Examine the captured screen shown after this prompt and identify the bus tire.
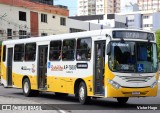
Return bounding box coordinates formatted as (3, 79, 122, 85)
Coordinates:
(117, 97, 129, 104)
(78, 82, 90, 104)
(22, 78, 33, 97)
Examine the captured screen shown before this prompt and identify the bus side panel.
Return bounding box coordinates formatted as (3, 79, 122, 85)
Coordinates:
(1, 45, 7, 86)
(28, 75, 37, 90)
(47, 76, 75, 94)
(12, 72, 37, 90)
(1, 62, 7, 85)
(47, 76, 61, 93)
(12, 61, 38, 90)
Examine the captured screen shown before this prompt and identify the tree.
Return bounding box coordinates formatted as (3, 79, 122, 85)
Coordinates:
(155, 29, 160, 60)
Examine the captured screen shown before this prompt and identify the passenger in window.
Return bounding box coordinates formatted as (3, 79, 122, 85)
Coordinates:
(58, 52, 62, 60)
(77, 52, 81, 60)
(81, 53, 86, 59)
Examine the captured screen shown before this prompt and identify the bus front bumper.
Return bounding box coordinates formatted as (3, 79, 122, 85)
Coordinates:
(106, 84, 158, 97)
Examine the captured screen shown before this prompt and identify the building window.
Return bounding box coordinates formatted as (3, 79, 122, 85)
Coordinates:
(19, 11, 26, 21)
(41, 33, 48, 36)
(19, 30, 27, 39)
(7, 29, 12, 39)
(41, 14, 47, 23)
(25, 43, 36, 61)
(143, 15, 149, 19)
(76, 38, 91, 61)
(60, 17, 66, 26)
(49, 40, 62, 61)
(14, 44, 24, 61)
(70, 28, 85, 33)
(62, 39, 75, 60)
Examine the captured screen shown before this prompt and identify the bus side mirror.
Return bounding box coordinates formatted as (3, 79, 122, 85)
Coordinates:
(107, 42, 111, 55)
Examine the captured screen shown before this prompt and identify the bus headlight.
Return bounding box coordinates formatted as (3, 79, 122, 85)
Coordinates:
(150, 81, 158, 88)
(108, 80, 121, 89)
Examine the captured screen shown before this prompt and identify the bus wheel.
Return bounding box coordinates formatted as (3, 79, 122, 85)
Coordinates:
(117, 97, 129, 104)
(22, 78, 33, 97)
(78, 82, 90, 104)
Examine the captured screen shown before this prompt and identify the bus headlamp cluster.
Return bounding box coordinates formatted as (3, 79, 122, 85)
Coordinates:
(108, 80, 121, 89)
(150, 81, 158, 88)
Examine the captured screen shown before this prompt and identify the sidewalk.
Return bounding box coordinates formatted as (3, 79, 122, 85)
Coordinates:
(0, 96, 59, 113)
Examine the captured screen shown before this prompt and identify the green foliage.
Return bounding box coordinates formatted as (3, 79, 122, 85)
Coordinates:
(155, 29, 160, 60)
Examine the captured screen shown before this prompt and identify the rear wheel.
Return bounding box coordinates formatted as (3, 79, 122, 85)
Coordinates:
(117, 97, 129, 104)
(78, 82, 90, 104)
(22, 78, 39, 97)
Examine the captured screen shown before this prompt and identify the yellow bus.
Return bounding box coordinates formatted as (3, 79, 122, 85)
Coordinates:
(1, 29, 159, 104)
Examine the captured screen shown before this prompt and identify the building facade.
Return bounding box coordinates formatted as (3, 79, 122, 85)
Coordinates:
(70, 14, 126, 28)
(120, 11, 160, 31)
(78, 0, 120, 16)
(27, 0, 54, 5)
(0, 0, 68, 41)
(138, 0, 160, 11)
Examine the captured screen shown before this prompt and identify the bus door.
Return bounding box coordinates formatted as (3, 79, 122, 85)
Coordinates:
(38, 45, 48, 89)
(94, 41, 106, 95)
(7, 48, 13, 86)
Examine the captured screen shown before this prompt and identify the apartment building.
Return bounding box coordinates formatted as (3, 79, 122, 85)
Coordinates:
(78, 0, 120, 16)
(0, 0, 69, 41)
(138, 0, 160, 11)
(120, 11, 160, 31)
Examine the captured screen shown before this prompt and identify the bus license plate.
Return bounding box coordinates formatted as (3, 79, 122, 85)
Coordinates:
(132, 92, 140, 95)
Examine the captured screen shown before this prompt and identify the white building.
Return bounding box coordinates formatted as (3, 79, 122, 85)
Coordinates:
(119, 11, 160, 31)
(0, 0, 69, 41)
(138, 0, 160, 11)
(67, 18, 108, 33)
(78, 0, 120, 16)
(70, 14, 126, 28)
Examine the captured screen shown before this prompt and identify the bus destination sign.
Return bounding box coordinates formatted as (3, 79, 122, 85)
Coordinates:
(112, 31, 154, 40)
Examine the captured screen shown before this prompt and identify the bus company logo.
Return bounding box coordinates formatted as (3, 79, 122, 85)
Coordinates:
(32, 64, 35, 73)
(51, 65, 63, 71)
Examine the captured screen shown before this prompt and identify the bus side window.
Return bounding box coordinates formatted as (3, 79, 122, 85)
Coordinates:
(14, 44, 24, 61)
(49, 40, 62, 61)
(25, 43, 36, 61)
(62, 39, 75, 61)
(2, 45, 6, 62)
(76, 38, 91, 61)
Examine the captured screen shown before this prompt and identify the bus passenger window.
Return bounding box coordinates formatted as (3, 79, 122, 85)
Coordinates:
(2, 45, 6, 62)
(49, 40, 62, 61)
(62, 39, 75, 60)
(14, 44, 24, 61)
(25, 43, 36, 61)
(76, 38, 91, 61)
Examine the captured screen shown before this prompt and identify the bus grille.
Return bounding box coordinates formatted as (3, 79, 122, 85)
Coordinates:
(118, 76, 153, 83)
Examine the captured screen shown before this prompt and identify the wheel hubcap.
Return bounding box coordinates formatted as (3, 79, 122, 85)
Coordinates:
(24, 82, 29, 93)
(79, 86, 85, 100)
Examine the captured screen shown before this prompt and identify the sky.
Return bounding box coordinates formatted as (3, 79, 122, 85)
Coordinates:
(54, 0, 138, 16)
(54, 0, 78, 16)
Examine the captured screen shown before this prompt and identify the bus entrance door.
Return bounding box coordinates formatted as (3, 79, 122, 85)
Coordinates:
(7, 48, 13, 86)
(94, 41, 106, 96)
(38, 45, 48, 90)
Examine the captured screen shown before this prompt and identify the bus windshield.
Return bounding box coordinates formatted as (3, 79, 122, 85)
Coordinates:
(108, 42, 158, 73)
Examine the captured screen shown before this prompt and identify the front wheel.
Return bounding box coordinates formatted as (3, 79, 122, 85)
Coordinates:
(117, 97, 129, 104)
(78, 82, 90, 104)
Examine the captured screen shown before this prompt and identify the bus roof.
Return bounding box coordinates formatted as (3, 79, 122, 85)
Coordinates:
(2, 28, 154, 45)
